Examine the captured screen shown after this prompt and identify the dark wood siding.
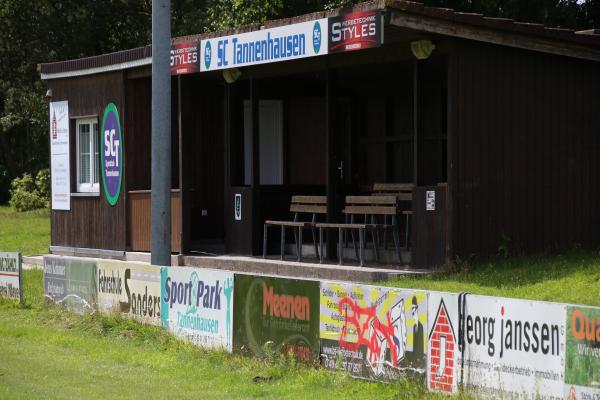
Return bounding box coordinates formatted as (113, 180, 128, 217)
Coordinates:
(450, 40, 600, 259)
(49, 71, 127, 251)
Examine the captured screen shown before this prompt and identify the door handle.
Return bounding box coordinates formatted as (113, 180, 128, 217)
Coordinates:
(337, 161, 344, 180)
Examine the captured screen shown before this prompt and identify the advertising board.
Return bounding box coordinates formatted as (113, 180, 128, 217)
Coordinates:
(328, 10, 382, 53)
(564, 305, 600, 399)
(171, 41, 200, 75)
(44, 256, 97, 314)
(161, 267, 234, 351)
(427, 292, 463, 395)
(0, 252, 22, 303)
(49, 100, 70, 210)
(320, 281, 428, 380)
(201, 18, 328, 72)
(96, 261, 162, 326)
(233, 275, 320, 362)
(463, 295, 566, 399)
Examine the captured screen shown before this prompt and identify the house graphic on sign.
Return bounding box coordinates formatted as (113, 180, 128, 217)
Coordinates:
(428, 299, 456, 393)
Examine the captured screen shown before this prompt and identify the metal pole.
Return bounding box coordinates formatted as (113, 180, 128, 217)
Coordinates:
(151, 0, 171, 266)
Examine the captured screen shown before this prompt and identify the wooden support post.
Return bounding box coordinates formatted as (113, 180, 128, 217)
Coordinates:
(250, 78, 261, 255)
(177, 75, 190, 254)
(413, 60, 423, 186)
(326, 68, 338, 261)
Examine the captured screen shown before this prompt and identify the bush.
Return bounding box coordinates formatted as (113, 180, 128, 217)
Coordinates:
(9, 169, 50, 212)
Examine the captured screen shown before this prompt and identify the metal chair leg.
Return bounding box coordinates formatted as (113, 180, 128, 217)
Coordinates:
(392, 215, 402, 262)
(263, 225, 268, 258)
(350, 229, 359, 260)
(280, 226, 285, 261)
(319, 227, 324, 264)
(405, 213, 411, 250)
(312, 226, 319, 259)
(338, 227, 343, 265)
(359, 229, 364, 267)
(298, 227, 303, 262)
(371, 228, 380, 263)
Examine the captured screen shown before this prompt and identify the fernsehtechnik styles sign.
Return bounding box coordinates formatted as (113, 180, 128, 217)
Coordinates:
(200, 18, 328, 72)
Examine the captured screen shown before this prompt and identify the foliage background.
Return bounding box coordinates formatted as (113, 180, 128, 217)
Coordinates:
(0, 0, 598, 203)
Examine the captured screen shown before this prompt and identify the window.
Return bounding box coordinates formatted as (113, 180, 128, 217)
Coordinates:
(76, 118, 99, 193)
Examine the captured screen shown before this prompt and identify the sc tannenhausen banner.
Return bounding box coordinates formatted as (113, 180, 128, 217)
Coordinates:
(96, 261, 162, 326)
(161, 267, 234, 351)
(463, 295, 566, 399)
(320, 282, 428, 380)
(0, 252, 22, 302)
(44, 256, 96, 314)
(564, 305, 600, 400)
(49, 101, 70, 210)
(427, 291, 462, 395)
(233, 275, 320, 362)
(200, 18, 328, 72)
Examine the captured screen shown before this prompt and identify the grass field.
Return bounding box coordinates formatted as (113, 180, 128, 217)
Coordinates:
(0, 270, 460, 400)
(0, 205, 49, 255)
(388, 250, 600, 307)
(2, 207, 600, 399)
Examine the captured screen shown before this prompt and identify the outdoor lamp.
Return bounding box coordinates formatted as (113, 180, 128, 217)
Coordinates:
(44, 89, 53, 102)
(223, 68, 242, 84)
(411, 40, 436, 60)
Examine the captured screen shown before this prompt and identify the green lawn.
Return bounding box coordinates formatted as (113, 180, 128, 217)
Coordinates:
(0, 205, 49, 255)
(0, 270, 458, 400)
(387, 250, 600, 307)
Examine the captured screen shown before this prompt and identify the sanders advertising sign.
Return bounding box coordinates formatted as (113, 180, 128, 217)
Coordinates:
(96, 261, 162, 326)
(320, 282, 428, 380)
(328, 10, 382, 53)
(463, 295, 566, 399)
(171, 42, 200, 75)
(49, 101, 70, 210)
(200, 18, 328, 72)
(161, 267, 234, 351)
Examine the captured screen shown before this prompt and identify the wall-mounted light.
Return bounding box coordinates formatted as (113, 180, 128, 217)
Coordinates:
(223, 68, 242, 84)
(411, 40, 436, 60)
(44, 89, 53, 102)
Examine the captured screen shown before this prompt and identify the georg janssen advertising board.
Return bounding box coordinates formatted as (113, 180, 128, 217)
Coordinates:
(233, 275, 320, 362)
(96, 260, 162, 326)
(320, 282, 428, 380)
(161, 267, 234, 351)
(462, 295, 566, 399)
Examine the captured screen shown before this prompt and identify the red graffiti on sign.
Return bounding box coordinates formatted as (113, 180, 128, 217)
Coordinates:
(338, 295, 405, 372)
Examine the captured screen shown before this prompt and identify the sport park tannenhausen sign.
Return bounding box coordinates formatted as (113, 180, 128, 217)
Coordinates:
(100, 103, 123, 206)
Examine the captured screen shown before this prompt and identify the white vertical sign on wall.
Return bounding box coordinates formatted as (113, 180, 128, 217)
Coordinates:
(49, 101, 70, 210)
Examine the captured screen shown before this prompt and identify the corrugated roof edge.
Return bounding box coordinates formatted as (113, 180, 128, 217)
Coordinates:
(40, 0, 599, 78)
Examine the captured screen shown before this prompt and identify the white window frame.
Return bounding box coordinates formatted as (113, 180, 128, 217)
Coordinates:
(76, 118, 100, 193)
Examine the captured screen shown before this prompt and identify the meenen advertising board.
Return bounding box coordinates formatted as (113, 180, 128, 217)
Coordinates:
(0, 252, 22, 303)
(463, 295, 566, 399)
(161, 267, 234, 351)
(201, 18, 328, 72)
(564, 305, 600, 399)
(320, 282, 428, 380)
(96, 261, 162, 326)
(233, 275, 320, 362)
(44, 256, 97, 314)
(49, 101, 70, 210)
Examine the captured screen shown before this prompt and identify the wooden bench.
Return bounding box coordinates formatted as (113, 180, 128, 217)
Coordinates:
(316, 196, 400, 266)
(373, 183, 414, 249)
(263, 196, 326, 262)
